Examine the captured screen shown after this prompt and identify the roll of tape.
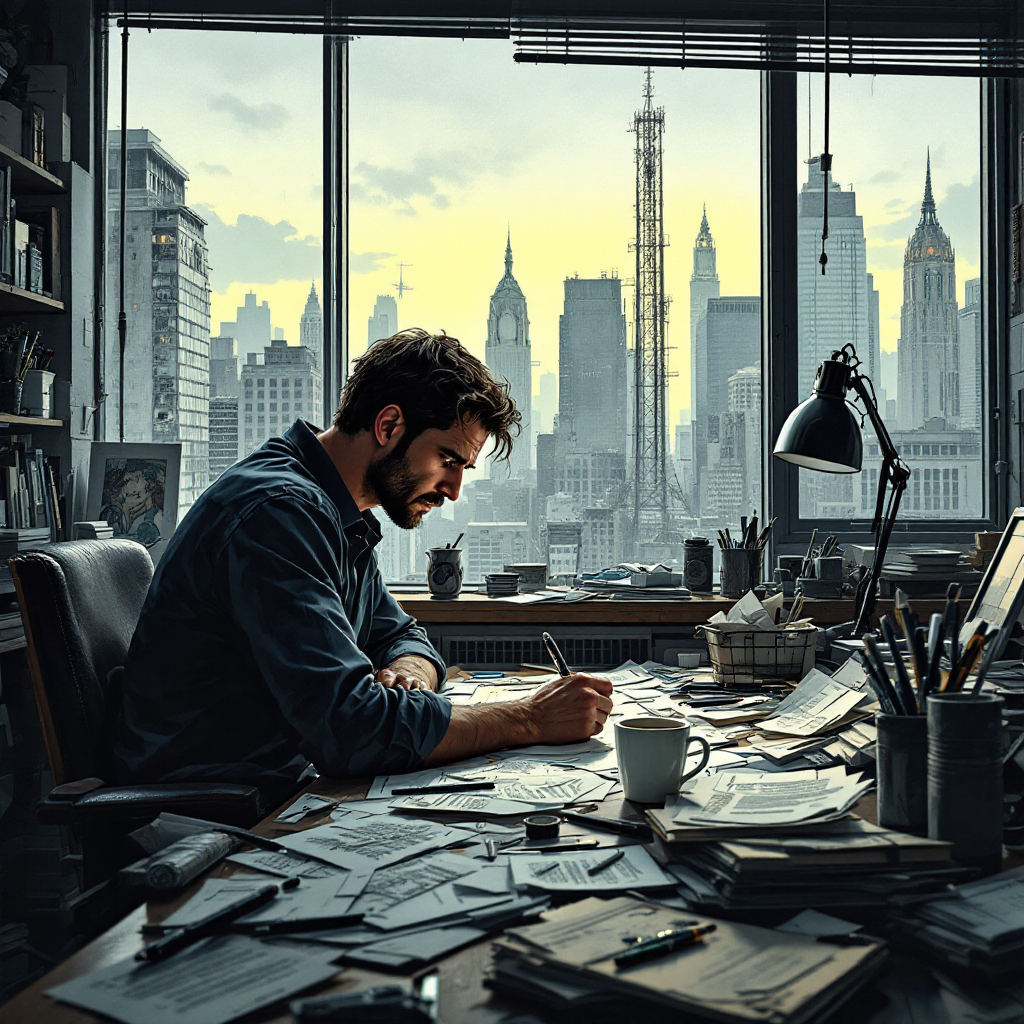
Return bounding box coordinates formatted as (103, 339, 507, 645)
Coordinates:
(524, 814, 561, 840)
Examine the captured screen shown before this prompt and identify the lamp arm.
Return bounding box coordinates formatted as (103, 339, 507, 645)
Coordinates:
(846, 369, 911, 636)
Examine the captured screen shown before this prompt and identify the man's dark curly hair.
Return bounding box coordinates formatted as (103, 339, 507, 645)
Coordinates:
(333, 328, 521, 461)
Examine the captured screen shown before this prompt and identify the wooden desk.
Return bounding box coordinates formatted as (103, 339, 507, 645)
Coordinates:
(0, 774, 538, 1024)
(396, 592, 945, 627)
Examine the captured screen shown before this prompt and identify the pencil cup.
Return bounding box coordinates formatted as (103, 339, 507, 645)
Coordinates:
(20, 369, 54, 417)
(720, 548, 751, 598)
(614, 717, 711, 804)
(927, 693, 1005, 871)
(875, 714, 928, 833)
(0, 378, 22, 415)
(426, 547, 463, 599)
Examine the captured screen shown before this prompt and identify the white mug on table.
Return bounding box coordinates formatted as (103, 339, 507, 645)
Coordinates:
(615, 717, 711, 804)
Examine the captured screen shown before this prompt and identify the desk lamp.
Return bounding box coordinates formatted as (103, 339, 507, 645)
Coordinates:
(774, 343, 910, 636)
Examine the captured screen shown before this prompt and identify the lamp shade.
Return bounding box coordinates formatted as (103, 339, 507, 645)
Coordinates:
(773, 392, 863, 472)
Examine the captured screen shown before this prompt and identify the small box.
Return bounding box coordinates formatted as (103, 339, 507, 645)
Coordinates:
(21, 370, 54, 418)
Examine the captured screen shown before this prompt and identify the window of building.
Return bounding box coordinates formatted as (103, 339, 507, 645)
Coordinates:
(795, 73, 984, 524)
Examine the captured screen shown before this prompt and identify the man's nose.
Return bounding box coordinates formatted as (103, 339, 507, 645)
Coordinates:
(438, 468, 463, 502)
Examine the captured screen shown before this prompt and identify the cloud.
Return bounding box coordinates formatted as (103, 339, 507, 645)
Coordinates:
(208, 93, 289, 132)
(868, 170, 900, 185)
(193, 205, 320, 288)
(349, 154, 491, 214)
(350, 251, 395, 275)
(197, 162, 231, 177)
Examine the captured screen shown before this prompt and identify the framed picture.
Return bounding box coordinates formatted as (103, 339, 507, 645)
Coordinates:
(86, 443, 181, 563)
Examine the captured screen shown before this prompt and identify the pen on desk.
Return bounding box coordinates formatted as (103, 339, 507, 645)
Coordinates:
(542, 631, 572, 677)
(586, 849, 626, 876)
(391, 781, 496, 796)
(533, 860, 561, 876)
(136, 883, 280, 962)
(561, 810, 653, 839)
(614, 923, 717, 968)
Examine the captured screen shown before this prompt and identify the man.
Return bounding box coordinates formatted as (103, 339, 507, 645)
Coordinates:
(115, 329, 613, 809)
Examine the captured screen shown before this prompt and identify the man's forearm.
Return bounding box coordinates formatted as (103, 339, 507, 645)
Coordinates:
(384, 654, 440, 691)
(423, 702, 538, 766)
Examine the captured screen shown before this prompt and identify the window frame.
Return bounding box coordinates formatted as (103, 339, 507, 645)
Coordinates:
(764, 71, 1011, 555)
(100, 10, 1015, 557)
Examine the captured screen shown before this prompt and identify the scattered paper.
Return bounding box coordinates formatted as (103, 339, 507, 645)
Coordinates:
(46, 935, 340, 1024)
(509, 845, 673, 891)
(777, 909, 862, 938)
(276, 815, 460, 870)
(274, 793, 337, 823)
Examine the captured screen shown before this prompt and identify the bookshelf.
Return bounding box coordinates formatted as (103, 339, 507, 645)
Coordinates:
(0, 282, 64, 315)
(0, 142, 65, 196)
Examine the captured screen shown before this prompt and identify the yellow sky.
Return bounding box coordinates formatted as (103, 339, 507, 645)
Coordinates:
(111, 31, 980, 426)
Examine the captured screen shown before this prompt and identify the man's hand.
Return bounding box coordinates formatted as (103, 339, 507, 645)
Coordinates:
(522, 673, 614, 745)
(375, 655, 438, 691)
(424, 672, 613, 766)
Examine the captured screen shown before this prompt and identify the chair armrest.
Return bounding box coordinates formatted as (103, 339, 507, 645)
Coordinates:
(38, 781, 262, 828)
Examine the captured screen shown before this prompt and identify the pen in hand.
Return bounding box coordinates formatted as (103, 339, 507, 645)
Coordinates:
(542, 631, 572, 677)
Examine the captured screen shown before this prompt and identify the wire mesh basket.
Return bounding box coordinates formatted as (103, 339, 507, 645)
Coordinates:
(699, 624, 817, 686)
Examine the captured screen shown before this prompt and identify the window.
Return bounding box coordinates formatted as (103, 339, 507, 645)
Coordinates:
(106, 26, 324, 510)
(795, 73, 984, 523)
(351, 38, 760, 581)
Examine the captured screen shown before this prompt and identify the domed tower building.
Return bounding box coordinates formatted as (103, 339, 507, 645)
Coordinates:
(897, 153, 960, 430)
(485, 232, 532, 478)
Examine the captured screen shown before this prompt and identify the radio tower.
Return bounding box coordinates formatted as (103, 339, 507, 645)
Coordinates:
(631, 69, 672, 547)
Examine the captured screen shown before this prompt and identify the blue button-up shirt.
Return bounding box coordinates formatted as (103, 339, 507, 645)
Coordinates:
(114, 420, 451, 808)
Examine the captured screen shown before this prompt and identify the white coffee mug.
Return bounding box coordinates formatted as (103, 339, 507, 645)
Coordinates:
(615, 717, 711, 804)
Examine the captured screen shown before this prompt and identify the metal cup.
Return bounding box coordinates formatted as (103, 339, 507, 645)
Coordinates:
(426, 547, 463, 599)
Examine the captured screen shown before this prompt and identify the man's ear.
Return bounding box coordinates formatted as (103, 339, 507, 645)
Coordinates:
(373, 405, 405, 447)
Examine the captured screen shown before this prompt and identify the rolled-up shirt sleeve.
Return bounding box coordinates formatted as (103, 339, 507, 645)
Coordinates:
(363, 565, 446, 686)
(222, 496, 452, 776)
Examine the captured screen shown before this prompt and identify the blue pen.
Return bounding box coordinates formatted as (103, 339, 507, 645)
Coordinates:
(470, 671, 504, 679)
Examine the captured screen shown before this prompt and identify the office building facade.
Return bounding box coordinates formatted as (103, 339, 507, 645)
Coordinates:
(105, 129, 211, 513)
(557, 274, 628, 455)
(239, 339, 322, 459)
(208, 335, 239, 482)
(219, 291, 272, 368)
(958, 277, 983, 430)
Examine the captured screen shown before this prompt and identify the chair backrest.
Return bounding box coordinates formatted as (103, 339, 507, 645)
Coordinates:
(11, 539, 154, 785)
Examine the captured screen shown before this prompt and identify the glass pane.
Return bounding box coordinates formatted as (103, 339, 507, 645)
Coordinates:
(106, 31, 323, 522)
(795, 74, 982, 520)
(350, 40, 761, 582)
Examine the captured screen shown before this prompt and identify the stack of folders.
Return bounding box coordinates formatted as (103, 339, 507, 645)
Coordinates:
(488, 896, 886, 1024)
(658, 821, 974, 912)
(889, 867, 1024, 980)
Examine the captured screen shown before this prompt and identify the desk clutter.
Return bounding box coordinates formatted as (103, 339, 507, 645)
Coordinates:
(39, 643, 1024, 1024)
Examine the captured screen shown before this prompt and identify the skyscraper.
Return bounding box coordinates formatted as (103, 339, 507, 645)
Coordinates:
(557, 274, 628, 455)
(958, 278, 982, 429)
(208, 335, 239, 483)
(485, 232, 532, 478)
(897, 154, 960, 430)
(105, 129, 211, 512)
(367, 294, 398, 352)
(689, 206, 720, 424)
(219, 291, 271, 368)
(797, 156, 872, 401)
(299, 281, 323, 355)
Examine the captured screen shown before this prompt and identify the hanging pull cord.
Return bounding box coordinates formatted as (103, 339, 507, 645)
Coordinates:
(118, 3, 129, 442)
(819, 0, 831, 275)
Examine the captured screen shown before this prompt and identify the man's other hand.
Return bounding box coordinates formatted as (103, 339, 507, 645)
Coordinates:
(375, 655, 438, 691)
(524, 673, 614, 745)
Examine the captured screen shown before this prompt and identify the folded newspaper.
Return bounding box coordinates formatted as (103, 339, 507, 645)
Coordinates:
(670, 766, 873, 829)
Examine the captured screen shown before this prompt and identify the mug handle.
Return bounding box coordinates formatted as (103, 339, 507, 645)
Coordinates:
(679, 736, 712, 785)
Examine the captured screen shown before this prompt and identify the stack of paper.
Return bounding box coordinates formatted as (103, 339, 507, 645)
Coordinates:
(489, 896, 886, 1024)
(758, 667, 875, 738)
(890, 867, 1024, 979)
(659, 821, 972, 912)
(648, 766, 873, 843)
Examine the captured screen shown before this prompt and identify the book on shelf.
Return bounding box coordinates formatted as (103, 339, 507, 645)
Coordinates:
(0, 436, 61, 541)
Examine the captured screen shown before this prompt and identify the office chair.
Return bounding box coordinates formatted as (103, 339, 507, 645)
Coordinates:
(10, 539, 260, 892)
